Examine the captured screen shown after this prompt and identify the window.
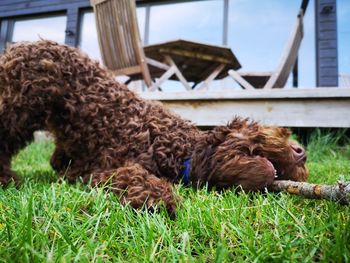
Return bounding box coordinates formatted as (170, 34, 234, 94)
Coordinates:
(11, 15, 66, 43)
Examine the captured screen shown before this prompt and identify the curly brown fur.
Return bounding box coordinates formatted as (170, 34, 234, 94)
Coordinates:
(0, 40, 308, 214)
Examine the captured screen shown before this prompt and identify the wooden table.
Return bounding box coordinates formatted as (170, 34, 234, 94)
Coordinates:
(144, 39, 241, 90)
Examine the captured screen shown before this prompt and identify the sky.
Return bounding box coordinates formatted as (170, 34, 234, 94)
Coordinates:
(10, 0, 349, 90)
(12, 15, 66, 44)
(337, 0, 350, 77)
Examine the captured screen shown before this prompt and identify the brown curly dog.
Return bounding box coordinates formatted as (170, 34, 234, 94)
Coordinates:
(0, 40, 308, 215)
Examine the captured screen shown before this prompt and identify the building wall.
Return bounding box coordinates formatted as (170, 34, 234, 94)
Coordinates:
(0, 0, 340, 87)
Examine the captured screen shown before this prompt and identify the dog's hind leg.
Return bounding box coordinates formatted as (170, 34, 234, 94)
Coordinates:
(88, 162, 177, 216)
(0, 103, 44, 186)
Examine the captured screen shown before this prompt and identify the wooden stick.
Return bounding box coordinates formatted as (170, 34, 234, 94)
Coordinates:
(269, 180, 350, 205)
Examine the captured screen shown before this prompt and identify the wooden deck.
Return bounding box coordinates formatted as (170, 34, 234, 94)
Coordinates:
(139, 88, 350, 127)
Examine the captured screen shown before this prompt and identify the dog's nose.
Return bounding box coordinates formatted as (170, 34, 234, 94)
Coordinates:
(291, 144, 307, 164)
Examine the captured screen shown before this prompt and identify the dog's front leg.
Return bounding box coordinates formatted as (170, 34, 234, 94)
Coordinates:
(210, 155, 276, 192)
(89, 162, 177, 216)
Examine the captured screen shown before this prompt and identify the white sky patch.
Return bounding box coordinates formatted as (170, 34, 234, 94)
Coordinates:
(148, 1, 223, 44)
(338, 0, 350, 75)
(12, 15, 66, 43)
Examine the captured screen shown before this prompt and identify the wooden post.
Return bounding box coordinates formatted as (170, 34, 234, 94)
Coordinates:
(222, 0, 229, 46)
(315, 0, 338, 87)
(65, 7, 80, 47)
(0, 19, 10, 53)
(292, 57, 298, 87)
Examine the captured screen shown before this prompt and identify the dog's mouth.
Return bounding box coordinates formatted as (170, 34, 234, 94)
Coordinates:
(265, 159, 278, 179)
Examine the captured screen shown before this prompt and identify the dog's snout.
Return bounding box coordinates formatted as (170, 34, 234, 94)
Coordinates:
(291, 144, 306, 164)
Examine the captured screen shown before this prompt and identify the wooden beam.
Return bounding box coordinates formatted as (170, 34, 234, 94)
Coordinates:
(228, 70, 255, 90)
(159, 48, 232, 64)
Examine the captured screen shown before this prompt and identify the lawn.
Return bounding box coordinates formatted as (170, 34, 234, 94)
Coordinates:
(0, 131, 349, 262)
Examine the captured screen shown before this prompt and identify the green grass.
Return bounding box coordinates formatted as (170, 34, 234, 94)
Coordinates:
(0, 131, 349, 262)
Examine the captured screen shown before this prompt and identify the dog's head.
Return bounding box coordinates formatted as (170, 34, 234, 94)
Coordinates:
(191, 118, 308, 191)
(256, 126, 308, 182)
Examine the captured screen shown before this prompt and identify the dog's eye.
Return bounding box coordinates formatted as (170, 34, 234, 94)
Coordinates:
(251, 147, 263, 157)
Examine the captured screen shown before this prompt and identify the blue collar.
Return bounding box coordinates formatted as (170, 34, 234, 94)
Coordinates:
(181, 158, 191, 185)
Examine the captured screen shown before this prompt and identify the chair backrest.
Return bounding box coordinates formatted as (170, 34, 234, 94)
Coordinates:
(264, 9, 304, 89)
(90, 0, 152, 86)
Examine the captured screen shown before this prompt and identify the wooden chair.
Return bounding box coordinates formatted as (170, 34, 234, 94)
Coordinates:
(90, 0, 190, 91)
(228, 9, 305, 89)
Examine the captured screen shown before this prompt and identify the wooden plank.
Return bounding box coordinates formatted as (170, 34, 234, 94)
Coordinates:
(319, 67, 338, 76)
(139, 89, 350, 127)
(319, 49, 337, 58)
(112, 65, 142, 75)
(160, 100, 350, 127)
(0, 1, 90, 17)
(319, 0, 337, 4)
(319, 21, 339, 31)
(159, 48, 232, 64)
(145, 39, 241, 69)
(319, 39, 337, 49)
(0, 0, 87, 10)
(0, 0, 86, 6)
(319, 77, 339, 86)
(318, 31, 337, 39)
(145, 57, 170, 71)
(139, 88, 350, 100)
(319, 57, 337, 67)
(239, 72, 272, 77)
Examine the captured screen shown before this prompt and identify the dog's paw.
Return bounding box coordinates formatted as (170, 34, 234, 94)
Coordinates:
(0, 172, 20, 187)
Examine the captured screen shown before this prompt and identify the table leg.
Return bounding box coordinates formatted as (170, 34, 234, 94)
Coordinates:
(196, 63, 225, 91)
(164, 55, 191, 91)
(149, 66, 176, 91)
